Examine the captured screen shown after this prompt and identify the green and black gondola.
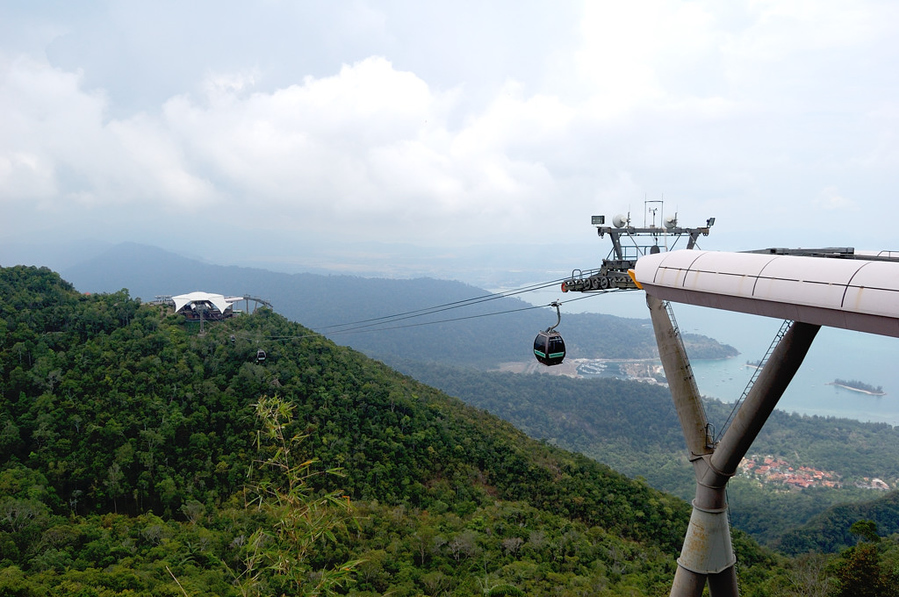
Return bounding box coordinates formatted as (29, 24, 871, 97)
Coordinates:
(533, 301, 566, 366)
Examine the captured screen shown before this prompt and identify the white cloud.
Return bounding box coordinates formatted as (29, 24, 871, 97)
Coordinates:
(814, 185, 858, 211)
(1, 1, 899, 265)
(0, 55, 93, 203)
(1, 52, 583, 244)
(202, 70, 261, 98)
(0, 150, 56, 202)
(154, 57, 588, 242)
(0, 54, 218, 213)
(728, 0, 880, 59)
(575, 0, 722, 115)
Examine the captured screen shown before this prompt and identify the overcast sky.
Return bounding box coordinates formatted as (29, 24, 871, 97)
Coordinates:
(2, 0, 899, 279)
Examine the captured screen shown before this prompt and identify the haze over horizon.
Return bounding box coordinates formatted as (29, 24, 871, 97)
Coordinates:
(3, 1, 899, 279)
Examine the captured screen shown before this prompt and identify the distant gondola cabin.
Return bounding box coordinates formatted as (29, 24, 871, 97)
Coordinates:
(534, 331, 565, 366)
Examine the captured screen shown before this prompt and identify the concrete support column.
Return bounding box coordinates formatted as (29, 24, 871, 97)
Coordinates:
(712, 321, 821, 476)
(646, 295, 712, 459)
(646, 294, 820, 597)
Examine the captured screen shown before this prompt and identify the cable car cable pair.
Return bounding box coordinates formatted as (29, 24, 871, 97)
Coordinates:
(318, 277, 571, 335)
(223, 285, 602, 367)
(533, 301, 566, 366)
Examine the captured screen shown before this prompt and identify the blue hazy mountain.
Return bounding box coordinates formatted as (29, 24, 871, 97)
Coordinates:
(57, 242, 735, 367)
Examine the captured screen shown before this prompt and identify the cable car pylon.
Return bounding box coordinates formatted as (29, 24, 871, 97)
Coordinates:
(647, 294, 819, 597)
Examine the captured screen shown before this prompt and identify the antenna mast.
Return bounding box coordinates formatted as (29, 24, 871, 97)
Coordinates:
(562, 199, 715, 293)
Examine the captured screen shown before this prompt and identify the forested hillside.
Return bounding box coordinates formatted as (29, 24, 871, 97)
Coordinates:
(6, 265, 899, 595)
(0, 265, 787, 595)
(389, 359, 899, 549)
(777, 492, 899, 555)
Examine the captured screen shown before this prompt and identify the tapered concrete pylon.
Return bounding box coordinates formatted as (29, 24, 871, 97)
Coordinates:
(645, 296, 711, 460)
(678, 503, 735, 574)
(646, 294, 819, 597)
(648, 294, 735, 597)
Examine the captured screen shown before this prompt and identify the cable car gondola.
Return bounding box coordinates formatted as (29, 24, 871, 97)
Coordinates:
(534, 301, 566, 366)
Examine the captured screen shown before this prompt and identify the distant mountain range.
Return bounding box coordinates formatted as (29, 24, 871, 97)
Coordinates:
(55, 242, 736, 368)
(1, 237, 610, 288)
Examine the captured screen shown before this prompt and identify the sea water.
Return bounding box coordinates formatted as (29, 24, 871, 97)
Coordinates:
(679, 307, 899, 426)
(525, 288, 899, 427)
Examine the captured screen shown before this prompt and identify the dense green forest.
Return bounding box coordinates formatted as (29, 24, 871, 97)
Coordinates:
(777, 492, 899, 555)
(4, 265, 899, 595)
(0, 265, 754, 595)
(387, 359, 899, 549)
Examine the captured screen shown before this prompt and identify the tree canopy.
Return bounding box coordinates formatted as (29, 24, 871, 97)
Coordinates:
(2, 265, 893, 595)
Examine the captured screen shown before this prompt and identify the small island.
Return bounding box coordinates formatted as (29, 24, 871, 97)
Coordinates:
(828, 378, 886, 396)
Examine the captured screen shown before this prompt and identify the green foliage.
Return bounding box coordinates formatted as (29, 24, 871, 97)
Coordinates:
(389, 358, 899, 551)
(0, 264, 832, 594)
(232, 395, 360, 596)
(850, 520, 881, 544)
(832, 541, 899, 597)
(0, 265, 704, 594)
(778, 493, 899, 555)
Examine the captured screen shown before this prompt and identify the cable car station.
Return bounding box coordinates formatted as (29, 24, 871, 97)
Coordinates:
(560, 202, 899, 596)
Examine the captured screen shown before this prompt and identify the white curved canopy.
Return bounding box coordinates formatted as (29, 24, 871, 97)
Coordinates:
(172, 291, 233, 315)
(634, 250, 899, 337)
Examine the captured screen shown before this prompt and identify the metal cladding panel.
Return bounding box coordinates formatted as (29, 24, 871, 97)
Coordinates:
(685, 252, 776, 297)
(844, 287, 898, 318)
(644, 250, 703, 288)
(761, 255, 867, 283)
(752, 256, 865, 310)
(634, 250, 899, 336)
(843, 261, 899, 317)
(752, 277, 848, 311)
(640, 250, 777, 293)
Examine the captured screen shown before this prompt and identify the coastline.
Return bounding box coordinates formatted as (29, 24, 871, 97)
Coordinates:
(827, 381, 887, 397)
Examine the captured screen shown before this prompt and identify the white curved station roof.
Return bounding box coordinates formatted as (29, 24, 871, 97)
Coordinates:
(634, 250, 899, 338)
(172, 291, 234, 315)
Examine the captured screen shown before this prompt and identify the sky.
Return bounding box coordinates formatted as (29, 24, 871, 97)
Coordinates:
(2, 0, 899, 281)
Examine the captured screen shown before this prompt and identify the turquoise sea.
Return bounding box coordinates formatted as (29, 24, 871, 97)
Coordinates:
(527, 288, 899, 427)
